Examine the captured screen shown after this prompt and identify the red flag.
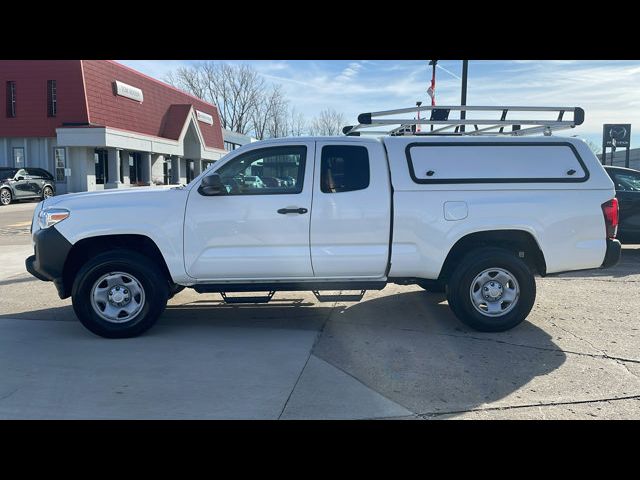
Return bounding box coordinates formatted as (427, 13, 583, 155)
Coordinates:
(427, 72, 436, 106)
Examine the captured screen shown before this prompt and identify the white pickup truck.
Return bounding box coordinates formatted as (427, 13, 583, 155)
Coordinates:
(26, 122, 621, 338)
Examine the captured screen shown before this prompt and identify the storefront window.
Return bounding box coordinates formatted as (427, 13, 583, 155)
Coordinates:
(54, 147, 66, 182)
(129, 152, 142, 185)
(13, 147, 24, 167)
(163, 159, 172, 185)
(95, 149, 108, 184)
(186, 160, 194, 183)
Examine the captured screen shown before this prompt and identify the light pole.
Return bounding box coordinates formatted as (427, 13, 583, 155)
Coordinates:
(460, 60, 469, 133)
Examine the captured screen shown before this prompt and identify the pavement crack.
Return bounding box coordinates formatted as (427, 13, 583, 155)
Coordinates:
(549, 321, 640, 372)
(415, 394, 640, 419)
(313, 354, 417, 416)
(277, 299, 339, 420)
(332, 319, 640, 365)
(0, 389, 19, 401)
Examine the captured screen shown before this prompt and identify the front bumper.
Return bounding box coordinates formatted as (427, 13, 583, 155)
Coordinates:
(601, 238, 622, 269)
(25, 226, 72, 298)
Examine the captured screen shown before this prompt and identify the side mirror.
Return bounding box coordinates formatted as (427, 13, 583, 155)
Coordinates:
(198, 174, 224, 196)
(16, 176, 24, 181)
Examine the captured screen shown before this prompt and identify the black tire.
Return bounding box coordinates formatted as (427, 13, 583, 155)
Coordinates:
(41, 186, 54, 200)
(446, 247, 536, 332)
(71, 249, 169, 338)
(0, 188, 12, 206)
(416, 280, 446, 294)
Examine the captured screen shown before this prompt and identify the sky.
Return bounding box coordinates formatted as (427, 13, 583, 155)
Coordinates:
(119, 60, 640, 149)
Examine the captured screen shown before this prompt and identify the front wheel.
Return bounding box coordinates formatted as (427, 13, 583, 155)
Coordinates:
(71, 249, 169, 338)
(446, 247, 536, 332)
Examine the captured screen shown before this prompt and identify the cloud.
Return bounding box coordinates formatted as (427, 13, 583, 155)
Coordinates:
(336, 62, 363, 82)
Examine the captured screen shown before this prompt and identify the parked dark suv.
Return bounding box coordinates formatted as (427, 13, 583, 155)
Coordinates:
(604, 165, 640, 244)
(0, 167, 56, 206)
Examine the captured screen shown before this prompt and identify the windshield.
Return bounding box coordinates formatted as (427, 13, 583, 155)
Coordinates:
(0, 168, 18, 179)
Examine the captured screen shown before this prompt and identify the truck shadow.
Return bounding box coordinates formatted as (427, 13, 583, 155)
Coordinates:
(312, 290, 567, 417)
(0, 289, 566, 417)
(161, 296, 327, 331)
(163, 288, 566, 416)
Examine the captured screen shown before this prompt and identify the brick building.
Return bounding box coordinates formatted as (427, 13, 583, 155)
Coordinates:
(0, 60, 228, 194)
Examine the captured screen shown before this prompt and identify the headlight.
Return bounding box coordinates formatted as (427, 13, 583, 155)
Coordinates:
(38, 208, 70, 229)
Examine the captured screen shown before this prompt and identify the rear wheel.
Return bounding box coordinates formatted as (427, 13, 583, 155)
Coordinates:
(0, 188, 12, 206)
(71, 249, 169, 338)
(446, 247, 536, 332)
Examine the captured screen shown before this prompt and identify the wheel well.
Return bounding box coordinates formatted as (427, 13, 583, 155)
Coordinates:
(62, 234, 173, 298)
(438, 230, 546, 282)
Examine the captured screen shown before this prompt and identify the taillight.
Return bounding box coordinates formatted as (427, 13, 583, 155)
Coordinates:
(601, 198, 619, 239)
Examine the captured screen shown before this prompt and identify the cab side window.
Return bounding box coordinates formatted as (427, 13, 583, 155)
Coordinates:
(320, 145, 370, 194)
(213, 146, 306, 195)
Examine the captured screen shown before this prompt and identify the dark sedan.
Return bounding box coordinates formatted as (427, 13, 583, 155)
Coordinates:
(0, 167, 56, 206)
(604, 165, 640, 244)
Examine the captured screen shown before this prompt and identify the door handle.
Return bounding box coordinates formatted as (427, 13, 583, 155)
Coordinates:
(277, 208, 308, 215)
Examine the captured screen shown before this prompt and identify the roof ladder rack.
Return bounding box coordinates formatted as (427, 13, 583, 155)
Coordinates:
(342, 105, 584, 137)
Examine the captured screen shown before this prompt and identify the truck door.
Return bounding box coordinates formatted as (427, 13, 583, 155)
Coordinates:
(310, 141, 392, 278)
(184, 142, 315, 280)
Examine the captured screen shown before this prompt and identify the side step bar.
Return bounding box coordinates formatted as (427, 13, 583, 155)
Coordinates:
(220, 291, 275, 304)
(312, 290, 366, 303)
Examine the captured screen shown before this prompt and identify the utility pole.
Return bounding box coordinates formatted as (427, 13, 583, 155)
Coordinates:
(460, 60, 469, 133)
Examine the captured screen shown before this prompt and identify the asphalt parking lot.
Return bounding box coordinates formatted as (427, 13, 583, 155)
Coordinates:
(1, 201, 639, 419)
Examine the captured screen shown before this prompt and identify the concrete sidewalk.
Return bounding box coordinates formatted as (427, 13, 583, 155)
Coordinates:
(0, 244, 33, 282)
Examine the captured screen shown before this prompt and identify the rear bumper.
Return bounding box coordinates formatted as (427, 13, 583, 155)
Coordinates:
(601, 239, 622, 269)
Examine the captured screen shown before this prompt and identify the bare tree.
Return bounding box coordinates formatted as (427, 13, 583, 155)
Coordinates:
(165, 67, 207, 100)
(288, 108, 307, 136)
(309, 108, 346, 136)
(165, 62, 265, 135)
(266, 86, 289, 139)
(251, 85, 288, 140)
(583, 139, 602, 156)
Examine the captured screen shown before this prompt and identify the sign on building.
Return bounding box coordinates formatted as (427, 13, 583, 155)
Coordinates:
(196, 110, 214, 125)
(113, 81, 144, 102)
